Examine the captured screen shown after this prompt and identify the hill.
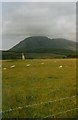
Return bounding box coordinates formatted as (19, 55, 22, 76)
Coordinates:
(9, 36, 76, 52)
(2, 36, 77, 59)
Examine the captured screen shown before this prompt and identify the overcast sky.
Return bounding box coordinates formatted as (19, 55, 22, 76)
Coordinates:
(2, 2, 76, 50)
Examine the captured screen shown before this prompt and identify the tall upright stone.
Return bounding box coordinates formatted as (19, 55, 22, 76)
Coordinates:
(22, 53, 25, 60)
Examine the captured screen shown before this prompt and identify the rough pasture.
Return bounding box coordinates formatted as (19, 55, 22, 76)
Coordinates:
(2, 59, 77, 118)
(0, 60, 2, 117)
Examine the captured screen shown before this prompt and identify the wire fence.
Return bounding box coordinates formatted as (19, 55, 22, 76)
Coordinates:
(1, 95, 76, 114)
(43, 107, 78, 118)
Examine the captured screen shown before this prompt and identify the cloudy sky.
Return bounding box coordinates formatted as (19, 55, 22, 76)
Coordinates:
(1, 2, 76, 50)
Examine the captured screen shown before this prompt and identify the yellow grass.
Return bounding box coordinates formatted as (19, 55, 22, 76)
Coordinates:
(2, 59, 77, 118)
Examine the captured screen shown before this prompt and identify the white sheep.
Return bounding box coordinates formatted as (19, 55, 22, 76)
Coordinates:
(41, 62, 44, 65)
(18, 107, 22, 109)
(3, 68, 7, 70)
(10, 65, 15, 68)
(26, 64, 30, 67)
(59, 65, 63, 68)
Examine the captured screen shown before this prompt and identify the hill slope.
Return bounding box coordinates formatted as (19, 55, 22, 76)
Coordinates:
(9, 36, 76, 53)
(2, 36, 77, 59)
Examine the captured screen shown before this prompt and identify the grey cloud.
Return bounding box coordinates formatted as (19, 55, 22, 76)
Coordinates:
(2, 2, 76, 50)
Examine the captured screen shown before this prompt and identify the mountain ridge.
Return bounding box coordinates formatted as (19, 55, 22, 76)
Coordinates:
(9, 36, 76, 52)
(2, 36, 77, 59)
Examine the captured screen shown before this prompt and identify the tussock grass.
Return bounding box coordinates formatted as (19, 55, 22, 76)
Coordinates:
(2, 59, 77, 118)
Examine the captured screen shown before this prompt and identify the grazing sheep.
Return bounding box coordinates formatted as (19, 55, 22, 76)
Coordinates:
(18, 107, 22, 109)
(59, 65, 63, 68)
(41, 62, 44, 65)
(3, 68, 7, 70)
(10, 65, 15, 68)
(26, 64, 30, 67)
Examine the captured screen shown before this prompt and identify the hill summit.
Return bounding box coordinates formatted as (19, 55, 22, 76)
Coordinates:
(9, 36, 76, 52)
(2, 36, 77, 59)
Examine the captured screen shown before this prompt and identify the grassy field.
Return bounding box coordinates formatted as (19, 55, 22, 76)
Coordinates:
(2, 59, 77, 118)
(0, 60, 2, 117)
